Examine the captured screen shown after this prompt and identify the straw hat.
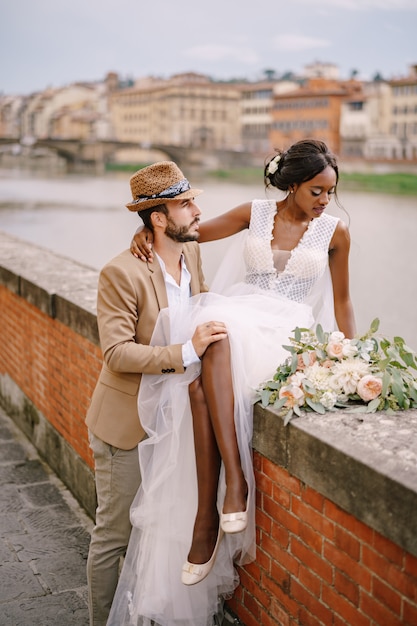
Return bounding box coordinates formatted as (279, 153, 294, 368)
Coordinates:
(126, 161, 203, 211)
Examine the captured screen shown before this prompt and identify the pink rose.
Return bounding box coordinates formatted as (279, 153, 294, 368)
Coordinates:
(327, 342, 344, 359)
(321, 359, 333, 369)
(357, 375, 383, 402)
(297, 352, 317, 370)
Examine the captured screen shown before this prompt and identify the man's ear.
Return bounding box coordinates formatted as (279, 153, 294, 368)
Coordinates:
(150, 210, 166, 229)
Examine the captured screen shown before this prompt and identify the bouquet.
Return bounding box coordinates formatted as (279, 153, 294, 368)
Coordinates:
(257, 319, 417, 425)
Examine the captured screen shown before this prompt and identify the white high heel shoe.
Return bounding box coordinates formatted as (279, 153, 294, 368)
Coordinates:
(181, 527, 224, 586)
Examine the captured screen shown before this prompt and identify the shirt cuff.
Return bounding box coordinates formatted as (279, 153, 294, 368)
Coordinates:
(182, 339, 200, 367)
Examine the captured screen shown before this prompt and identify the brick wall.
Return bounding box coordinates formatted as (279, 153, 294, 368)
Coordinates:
(0, 286, 99, 468)
(227, 455, 417, 625)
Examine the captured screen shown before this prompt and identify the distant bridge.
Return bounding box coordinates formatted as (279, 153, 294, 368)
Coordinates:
(0, 137, 253, 170)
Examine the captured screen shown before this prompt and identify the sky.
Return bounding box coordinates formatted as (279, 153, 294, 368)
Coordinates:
(1, 0, 416, 95)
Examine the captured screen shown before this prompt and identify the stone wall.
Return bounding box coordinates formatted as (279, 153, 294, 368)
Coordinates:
(1, 231, 416, 625)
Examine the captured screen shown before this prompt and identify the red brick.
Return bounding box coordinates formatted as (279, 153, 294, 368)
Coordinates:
(324, 541, 372, 591)
(263, 496, 300, 535)
(360, 591, 403, 626)
(292, 537, 333, 584)
(404, 552, 417, 579)
(334, 525, 360, 560)
(322, 585, 369, 626)
(271, 521, 290, 548)
(243, 591, 261, 622)
(291, 579, 333, 624)
(256, 469, 273, 498)
(262, 457, 301, 496)
(291, 497, 334, 540)
(298, 521, 323, 555)
(298, 563, 321, 597)
(255, 544, 271, 575)
(403, 599, 417, 625)
(272, 482, 291, 508)
(372, 575, 402, 615)
(301, 484, 325, 512)
(261, 534, 299, 576)
(324, 499, 374, 545)
(270, 598, 291, 625)
(334, 570, 360, 606)
(242, 559, 261, 583)
(297, 607, 324, 626)
(271, 560, 291, 594)
(373, 531, 405, 567)
(256, 508, 272, 535)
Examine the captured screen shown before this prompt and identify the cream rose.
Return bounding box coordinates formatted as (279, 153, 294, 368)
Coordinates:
(279, 384, 305, 408)
(357, 375, 383, 402)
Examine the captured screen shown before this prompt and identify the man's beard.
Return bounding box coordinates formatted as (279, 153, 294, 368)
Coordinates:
(165, 217, 200, 243)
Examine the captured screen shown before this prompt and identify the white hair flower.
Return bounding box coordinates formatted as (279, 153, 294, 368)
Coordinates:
(267, 155, 281, 176)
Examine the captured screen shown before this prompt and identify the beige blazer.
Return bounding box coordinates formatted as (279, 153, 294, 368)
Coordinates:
(85, 244, 208, 450)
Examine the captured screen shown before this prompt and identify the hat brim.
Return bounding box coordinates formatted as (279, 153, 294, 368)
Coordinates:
(126, 188, 203, 211)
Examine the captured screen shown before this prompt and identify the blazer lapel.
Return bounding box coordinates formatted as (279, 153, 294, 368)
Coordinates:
(148, 260, 169, 310)
(183, 246, 200, 296)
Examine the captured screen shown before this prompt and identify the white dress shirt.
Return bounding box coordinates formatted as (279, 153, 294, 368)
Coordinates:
(155, 252, 200, 367)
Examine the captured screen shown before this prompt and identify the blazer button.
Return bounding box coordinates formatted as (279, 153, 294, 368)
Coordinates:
(170, 368, 175, 373)
(161, 368, 167, 373)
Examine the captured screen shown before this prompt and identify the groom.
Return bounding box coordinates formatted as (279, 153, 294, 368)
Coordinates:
(85, 161, 228, 625)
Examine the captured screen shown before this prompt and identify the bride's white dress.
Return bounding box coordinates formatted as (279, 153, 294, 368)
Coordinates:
(107, 200, 339, 626)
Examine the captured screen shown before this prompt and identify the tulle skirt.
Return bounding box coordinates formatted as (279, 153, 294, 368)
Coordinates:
(107, 286, 313, 626)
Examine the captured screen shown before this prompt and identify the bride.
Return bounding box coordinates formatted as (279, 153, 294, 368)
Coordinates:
(107, 139, 356, 625)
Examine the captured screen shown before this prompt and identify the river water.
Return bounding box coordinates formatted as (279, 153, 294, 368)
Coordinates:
(0, 166, 416, 349)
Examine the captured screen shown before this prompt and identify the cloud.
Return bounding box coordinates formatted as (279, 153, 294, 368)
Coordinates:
(183, 44, 259, 65)
(273, 34, 331, 52)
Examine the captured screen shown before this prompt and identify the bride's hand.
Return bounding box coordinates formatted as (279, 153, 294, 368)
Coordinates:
(131, 228, 154, 262)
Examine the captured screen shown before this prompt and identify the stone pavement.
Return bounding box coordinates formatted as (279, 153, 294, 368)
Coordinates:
(0, 406, 92, 625)
(0, 407, 240, 626)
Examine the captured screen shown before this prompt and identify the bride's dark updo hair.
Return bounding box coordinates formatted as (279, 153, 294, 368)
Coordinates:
(264, 139, 339, 192)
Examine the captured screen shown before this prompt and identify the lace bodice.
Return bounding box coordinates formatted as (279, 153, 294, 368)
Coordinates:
(244, 199, 339, 302)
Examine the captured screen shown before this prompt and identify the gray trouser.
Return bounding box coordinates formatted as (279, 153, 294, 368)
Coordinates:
(86, 432, 141, 626)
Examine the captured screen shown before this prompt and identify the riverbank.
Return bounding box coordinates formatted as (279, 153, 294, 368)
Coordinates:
(105, 162, 417, 196)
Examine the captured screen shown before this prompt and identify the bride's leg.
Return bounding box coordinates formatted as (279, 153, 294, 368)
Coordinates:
(201, 338, 247, 515)
(188, 376, 221, 564)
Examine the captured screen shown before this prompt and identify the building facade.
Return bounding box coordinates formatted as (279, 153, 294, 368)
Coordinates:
(270, 77, 363, 155)
(109, 72, 242, 150)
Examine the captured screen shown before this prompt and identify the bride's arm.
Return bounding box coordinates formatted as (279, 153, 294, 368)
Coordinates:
(131, 202, 252, 260)
(197, 202, 252, 243)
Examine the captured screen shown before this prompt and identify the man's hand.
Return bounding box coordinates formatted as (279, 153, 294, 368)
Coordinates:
(192, 321, 228, 357)
(131, 228, 154, 262)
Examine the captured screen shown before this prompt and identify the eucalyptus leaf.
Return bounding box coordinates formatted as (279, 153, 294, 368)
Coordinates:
(306, 398, 326, 414)
(260, 389, 272, 407)
(370, 318, 380, 333)
(366, 398, 381, 413)
(381, 370, 391, 397)
(316, 324, 325, 343)
(302, 352, 311, 366)
(273, 397, 288, 410)
(293, 404, 302, 417)
(283, 409, 294, 426)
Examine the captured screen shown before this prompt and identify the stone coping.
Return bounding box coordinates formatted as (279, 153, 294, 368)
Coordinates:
(0, 231, 99, 344)
(1, 230, 416, 557)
